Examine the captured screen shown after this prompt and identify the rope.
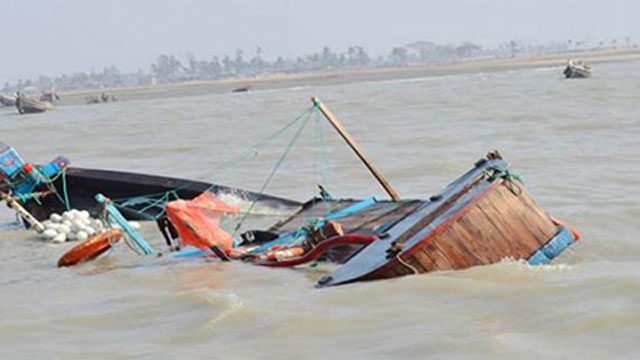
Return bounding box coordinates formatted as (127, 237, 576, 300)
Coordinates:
(233, 109, 312, 236)
(396, 253, 420, 274)
(485, 167, 524, 196)
(15, 192, 42, 205)
(61, 167, 71, 211)
(313, 110, 331, 195)
(249, 197, 377, 255)
(107, 106, 316, 220)
(199, 107, 315, 184)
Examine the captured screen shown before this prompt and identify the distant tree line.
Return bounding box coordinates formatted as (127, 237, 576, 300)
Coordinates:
(1, 37, 634, 93)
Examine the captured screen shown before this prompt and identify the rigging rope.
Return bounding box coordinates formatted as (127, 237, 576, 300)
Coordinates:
(232, 109, 312, 236)
(110, 106, 316, 219)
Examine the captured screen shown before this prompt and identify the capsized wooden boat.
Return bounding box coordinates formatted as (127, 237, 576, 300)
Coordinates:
(225, 99, 578, 285)
(151, 150, 579, 286)
(149, 99, 579, 286)
(4, 97, 579, 285)
(563, 60, 591, 78)
(316, 151, 579, 287)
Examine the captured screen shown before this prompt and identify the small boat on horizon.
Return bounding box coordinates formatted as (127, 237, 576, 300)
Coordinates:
(232, 86, 251, 93)
(563, 59, 591, 78)
(16, 95, 55, 114)
(0, 93, 17, 107)
(86, 92, 117, 104)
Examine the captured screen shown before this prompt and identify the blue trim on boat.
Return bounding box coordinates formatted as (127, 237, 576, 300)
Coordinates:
(325, 197, 377, 220)
(171, 247, 212, 259)
(527, 227, 575, 265)
(96, 193, 158, 255)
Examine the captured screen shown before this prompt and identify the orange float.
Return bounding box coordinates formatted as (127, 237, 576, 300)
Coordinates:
(57, 229, 123, 267)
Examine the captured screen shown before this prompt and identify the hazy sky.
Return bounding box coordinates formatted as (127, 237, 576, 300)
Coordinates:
(0, 0, 636, 83)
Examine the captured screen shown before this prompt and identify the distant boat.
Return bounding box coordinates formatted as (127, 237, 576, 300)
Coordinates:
(16, 94, 55, 114)
(563, 60, 591, 78)
(0, 93, 16, 107)
(232, 86, 251, 93)
(86, 92, 117, 104)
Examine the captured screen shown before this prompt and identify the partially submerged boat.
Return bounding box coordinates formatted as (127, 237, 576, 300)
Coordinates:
(563, 60, 591, 78)
(316, 151, 579, 286)
(2, 98, 580, 286)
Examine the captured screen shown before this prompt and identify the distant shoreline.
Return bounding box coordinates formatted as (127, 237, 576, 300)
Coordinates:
(58, 47, 640, 105)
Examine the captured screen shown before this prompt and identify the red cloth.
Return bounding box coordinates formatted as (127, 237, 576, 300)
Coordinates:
(166, 192, 240, 253)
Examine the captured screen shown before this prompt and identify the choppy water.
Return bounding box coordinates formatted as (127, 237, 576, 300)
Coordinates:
(1, 62, 639, 359)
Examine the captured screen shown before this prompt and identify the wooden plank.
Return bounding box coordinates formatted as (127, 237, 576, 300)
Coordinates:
(458, 204, 516, 257)
(516, 186, 555, 225)
(516, 189, 557, 239)
(431, 237, 472, 269)
(410, 249, 437, 272)
(432, 225, 480, 269)
(477, 201, 540, 257)
(474, 189, 542, 257)
(347, 201, 422, 234)
(442, 224, 486, 267)
(448, 217, 504, 264)
(1, 193, 45, 233)
(462, 204, 521, 257)
(491, 186, 548, 247)
(494, 185, 553, 247)
(422, 242, 454, 271)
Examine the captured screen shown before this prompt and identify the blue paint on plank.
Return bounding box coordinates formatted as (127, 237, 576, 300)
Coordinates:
(528, 227, 575, 265)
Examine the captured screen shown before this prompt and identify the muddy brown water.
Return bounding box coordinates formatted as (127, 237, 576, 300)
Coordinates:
(1, 62, 639, 359)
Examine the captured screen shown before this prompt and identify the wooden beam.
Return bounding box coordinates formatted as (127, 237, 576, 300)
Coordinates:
(311, 97, 401, 201)
(1, 192, 45, 233)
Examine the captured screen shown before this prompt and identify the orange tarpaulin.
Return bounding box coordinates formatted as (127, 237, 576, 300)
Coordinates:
(166, 192, 240, 253)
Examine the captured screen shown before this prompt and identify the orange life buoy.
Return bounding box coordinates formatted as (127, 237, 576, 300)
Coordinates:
(57, 229, 123, 267)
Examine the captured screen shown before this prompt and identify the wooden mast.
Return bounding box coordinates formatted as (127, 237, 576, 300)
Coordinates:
(311, 96, 401, 201)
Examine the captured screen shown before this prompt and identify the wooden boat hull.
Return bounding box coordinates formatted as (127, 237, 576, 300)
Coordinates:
(22, 167, 301, 222)
(318, 153, 578, 287)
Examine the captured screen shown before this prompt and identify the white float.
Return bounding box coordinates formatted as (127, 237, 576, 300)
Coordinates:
(35, 208, 143, 244)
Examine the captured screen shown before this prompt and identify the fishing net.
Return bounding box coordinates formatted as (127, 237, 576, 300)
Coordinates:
(166, 192, 240, 253)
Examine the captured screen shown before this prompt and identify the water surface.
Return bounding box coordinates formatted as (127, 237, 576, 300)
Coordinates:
(1, 62, 639, 359)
